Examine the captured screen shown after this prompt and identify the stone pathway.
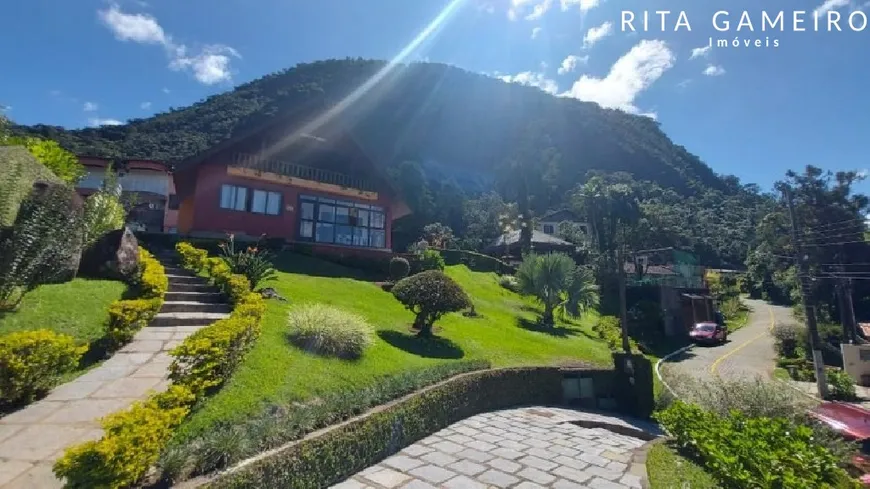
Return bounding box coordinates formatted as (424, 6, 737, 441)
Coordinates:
(331, 407, 661, 489)
(0, 253, 230, 489)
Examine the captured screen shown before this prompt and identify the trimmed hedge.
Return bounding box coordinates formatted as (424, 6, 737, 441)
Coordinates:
(104, 248, 167, 349)
(0, 329, 86, 405)
(54, 243, 264, 488)
(440, 249, 516, 275)
(205, 367, 567, 489)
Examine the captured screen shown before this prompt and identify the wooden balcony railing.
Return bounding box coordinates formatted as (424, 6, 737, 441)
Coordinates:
(231, 152, 376, 192)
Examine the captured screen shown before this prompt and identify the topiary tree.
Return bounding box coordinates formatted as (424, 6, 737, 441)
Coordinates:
(392, 270, 471, 337)
(516, 252, 599, 325)
(389, 256, 410, 281)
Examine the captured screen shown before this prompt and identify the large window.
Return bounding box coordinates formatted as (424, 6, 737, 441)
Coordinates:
(251, 190, 282, 215)
(298, 195, 386, 248)
(220, 184, 248, 211)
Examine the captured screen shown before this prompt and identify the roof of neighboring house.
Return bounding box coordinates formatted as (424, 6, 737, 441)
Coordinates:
(487, 230, 575, 250)
(78, 156, 169, 172)
(624, 263, 679, 275)
(540, 209, 581, 222)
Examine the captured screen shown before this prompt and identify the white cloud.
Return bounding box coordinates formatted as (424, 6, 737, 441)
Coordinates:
(561, 0, 603, 12)
(531, 27, 543, 39)
(703, 64, 726, 76)
(499, 71, 559, 95)
(814, 0, 850, 15)
(583, 21, 613, 48)
(689, 45, 711, 60)
(83, 101, 98, 112)
(525, 0, 553, 20)
(140, 101, 152, 109)
(162, 87, 171, 94)
(540, 61, 549, 70)
(88, 118, 124, 127)
(97, 3, 239, 85)
(557, 54, 589, 75)
(561, 39, 675, 118)
(677, 79, 693, 89)
(477, 2, 496, 13)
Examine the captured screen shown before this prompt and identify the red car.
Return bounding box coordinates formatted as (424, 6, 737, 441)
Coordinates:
(689, 321, 727, 345)
(809, 402, 870, 485)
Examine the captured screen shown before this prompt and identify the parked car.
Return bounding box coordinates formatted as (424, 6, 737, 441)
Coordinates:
(689, 321, 727, 345)
(809, 401, 870, 486)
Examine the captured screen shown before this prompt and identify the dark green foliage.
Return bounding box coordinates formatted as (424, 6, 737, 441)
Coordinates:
(388, 257, 410, 281)
(201, 367, 569, 489)
(0, 146, 64, 227)
(656, 400, 849, 489)
(0, 183, 84, 309)
(418, 249, 445, 272)
(218, 235, 278, 289)
(160, 360, 490, 480)
(440, 249, 515, 275)
(391, 270, 471, 336)
(772, 322, 805, 359)
(827, 369, 857, 401)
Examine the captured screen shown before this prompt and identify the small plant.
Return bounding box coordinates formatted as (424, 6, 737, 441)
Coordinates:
(391, 270, 471, 337)
(0, 330, 86, 405)
(218, 235, 278, 289)
(81, 166, 126, 248)
(498, 275, 519, 292)
(286, 304, 374, 359)
(418, 249, 445, 272)
(772, 322, 805, 359)
(516, 252, 598, 324)
(827, 369, 857, 401)
(389, 256, 410, 281)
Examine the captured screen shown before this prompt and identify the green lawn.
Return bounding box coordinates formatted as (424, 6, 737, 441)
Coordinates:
(173, 253, 612, 442)
(646, 441, 719, 489)
(0, 278, 127, 343)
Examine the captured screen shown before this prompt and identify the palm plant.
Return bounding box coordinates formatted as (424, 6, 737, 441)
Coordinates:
(218, 234, 278, 289)
(516, 252, 599, 325)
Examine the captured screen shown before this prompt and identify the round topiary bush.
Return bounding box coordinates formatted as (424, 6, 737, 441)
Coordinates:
(389, 257, 411, 281)
(391, 270, 471, 337)
(287, 304, 374, 359)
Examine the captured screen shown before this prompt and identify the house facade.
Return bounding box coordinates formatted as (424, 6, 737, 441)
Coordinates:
(172, 107, 410, 256)
(537, 209, 587, 236)
(76, 156, 178, 233)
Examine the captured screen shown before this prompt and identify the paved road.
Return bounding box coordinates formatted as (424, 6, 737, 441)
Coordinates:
(664, 299, 795, 382)
(332, 407, 661, 489)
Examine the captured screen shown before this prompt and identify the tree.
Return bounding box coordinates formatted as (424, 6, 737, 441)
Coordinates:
(516, 252, 599, 325)
(391, 270, 472, 337)
(420, 222, 455, 249)
(22, 138, 85, 184)
(460, 192, 511, 251)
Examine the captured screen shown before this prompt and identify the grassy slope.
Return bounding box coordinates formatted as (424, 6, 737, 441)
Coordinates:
(646, 442, 719, 489)
(175, 254, 611, 441)
(0, 278, 127, 343)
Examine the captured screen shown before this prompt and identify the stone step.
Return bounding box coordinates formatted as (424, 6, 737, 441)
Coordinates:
(170, 282, 218, 293)
(165, 291, 225, 303)
(150, 311, 231, 327)
(168, 274, 208, 285)
(160, 301, 232, 314)
(163, 266, 194, 276)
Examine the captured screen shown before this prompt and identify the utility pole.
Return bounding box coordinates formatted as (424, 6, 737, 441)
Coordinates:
(844, 278, 858, 343)
(618, 244, 631, 353)
(783, 184, 828, 398)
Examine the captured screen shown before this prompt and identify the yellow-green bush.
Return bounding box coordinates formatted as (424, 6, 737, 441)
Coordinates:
(169, 294, 264, 397)
(224, 274, 252, 305)
(103, 247, 166, 349)
(54, 385, 195, 489)
(592, 315, 640, 352)
(176, 242, 208, 272)
(0, 330, 86, 404)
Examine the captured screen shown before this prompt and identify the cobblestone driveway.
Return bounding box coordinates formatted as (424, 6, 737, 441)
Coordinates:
(331, 407, 660, 489)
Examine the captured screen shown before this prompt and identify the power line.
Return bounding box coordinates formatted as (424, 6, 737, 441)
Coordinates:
(803, 216, 868, 232)
(801, 239, 869, 248)
(800, 231, 866, 243)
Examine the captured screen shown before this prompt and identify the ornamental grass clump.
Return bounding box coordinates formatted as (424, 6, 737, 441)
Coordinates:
(287, 304, 374, 359)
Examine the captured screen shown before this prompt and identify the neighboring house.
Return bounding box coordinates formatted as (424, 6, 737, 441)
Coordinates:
(537, 209, 586, 236)
(171, 102, 411, 257)
(76, 156, 177, 233)
(484, 229, 575, 261)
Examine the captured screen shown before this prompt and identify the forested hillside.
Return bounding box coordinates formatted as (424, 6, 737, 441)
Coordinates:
(12, 58, 773, 267)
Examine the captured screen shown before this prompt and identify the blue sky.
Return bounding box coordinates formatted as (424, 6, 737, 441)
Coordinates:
(2, 0, 869, 194)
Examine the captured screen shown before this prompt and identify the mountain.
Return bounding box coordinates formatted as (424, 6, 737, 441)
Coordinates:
(12, 58, 770, 267)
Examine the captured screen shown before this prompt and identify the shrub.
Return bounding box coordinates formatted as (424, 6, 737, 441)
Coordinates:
(391, 270, 471, 337)
(103, 247, 166, 349)
(440, 249, 515, 275)
(773, 322, 806, 359)
(287, 304, 374, 359)
(136, 247, 168, 298)
(177, 242, 208, 272)
(54, 385, 195, 489)
(418, 249, 445, 272)
(498, 274, 519, 292)
(0, 182, 84, 309)
(218, 235, 278, 289)
(828, 369, 857, 401)
(516, 252, 598, 324)
(389, 256, 410, 281)
(656, 400, 847, 489)
(169, 294, 264, 397)
(82, 188, 126, 248)
(592, 316, 639, 353)
(0, 330, 86, 405)
(22, 137, 86, 184)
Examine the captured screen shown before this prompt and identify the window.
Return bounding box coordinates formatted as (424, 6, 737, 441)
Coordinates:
(251, 190, 282, 216)
(542, 223, 555, 234)
(168, 194, 180, 210)
(298, 194, 387, 248)
(220, 185, 248, 211)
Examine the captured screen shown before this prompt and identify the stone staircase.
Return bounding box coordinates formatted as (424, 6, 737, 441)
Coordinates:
(152, 253, 231, 329)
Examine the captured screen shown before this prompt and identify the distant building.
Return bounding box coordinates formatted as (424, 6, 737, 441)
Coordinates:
(76, 156, 177, 233)
(537, 209, 587, 236)
(484, 229, 576, 261)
